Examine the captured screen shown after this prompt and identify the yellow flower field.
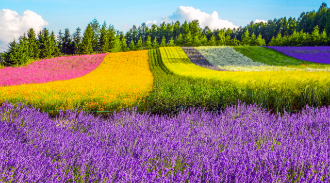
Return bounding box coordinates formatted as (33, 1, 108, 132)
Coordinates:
(159, 47, 330, 96)
(0, 50, 154, 113)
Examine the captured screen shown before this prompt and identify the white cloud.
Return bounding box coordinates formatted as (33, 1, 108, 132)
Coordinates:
(146, 20, 157, 25)
(162, 6, 239, 30)
(253, 19, 268, 24)
(0, 9, 48, 45)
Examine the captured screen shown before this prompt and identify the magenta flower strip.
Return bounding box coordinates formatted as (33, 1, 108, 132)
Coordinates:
(0, 53, 108, 87)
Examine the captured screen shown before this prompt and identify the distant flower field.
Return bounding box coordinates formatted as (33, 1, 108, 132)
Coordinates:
(0, 50, 153, 113)
(265, 46, 330, 64)
(0, 54, 107, 86)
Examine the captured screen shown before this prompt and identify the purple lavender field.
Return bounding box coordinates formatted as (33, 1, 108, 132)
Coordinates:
(181, 47, 228, 71)
(265, 46, 330, 64)
(1, 101, 330, 182)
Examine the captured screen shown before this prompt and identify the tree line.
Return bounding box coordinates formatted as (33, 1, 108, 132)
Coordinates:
(2, 3, 330, 67)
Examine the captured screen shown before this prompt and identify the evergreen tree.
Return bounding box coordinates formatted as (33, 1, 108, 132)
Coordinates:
(268, 36, 277, 46)
(136, 36, 143, 50)
(168, 37, 175, 46)
(81, 24, 94, 54)
(275, 32, 283, 46)
(90, 19, 101, 51)
(232, 36, 239, 46)
(311, 25, 321, 46)
(225, 28, 232, 46)
(250, 32, 257, 46)
(298, 30, 308, 46)
(72, 27, 82, 54)
(129, 40, 136, 50)
(200, 35, 208, 46)
(218, 30, 226, 46)
(61, 28, 74, 54)
(50, 31, 60, 57)
(110, 35, 122, 53)
(38, 28, 54, 58)
(176, 34, 184, 46)
(192, 35, 201, 46)
(290, 30, 299, 46)
(4, 40, 20, 66)
(27, 28, 40, 59)
(120, 35, 129, 52)
(99, 23, 109, 53)
(208, 35, 217, 46)
(107, 25, 116, 52)
(184, 31, 193, 46)
(152, 37, 159, 48)
(320, 29, 328, 46)
(160, 36, 167, 47)
(145, 36, 153, 49)
(256, 33, 266, 46)
(241, 29, 250, 46)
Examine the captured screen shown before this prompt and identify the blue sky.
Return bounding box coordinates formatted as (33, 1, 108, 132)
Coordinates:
(0, 0, 327, 52)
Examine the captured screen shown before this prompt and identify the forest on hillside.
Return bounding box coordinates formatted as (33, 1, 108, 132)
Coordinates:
(2, 3, 330, 67)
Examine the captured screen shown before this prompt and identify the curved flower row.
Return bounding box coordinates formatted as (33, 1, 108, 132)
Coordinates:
(0, 50, 154, 112)
(0, 54, 108, 86)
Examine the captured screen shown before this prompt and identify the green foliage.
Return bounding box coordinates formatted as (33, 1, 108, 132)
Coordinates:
(168, 37, 175, 46)
(99, 23, 109, 53)
(232, 36, 239, 46)
(311, 25, 321, 46)
(110, 35, 122, 53)
(61, 28, 74, 54)
(192, 35, 201, 47)
(136, 36, 143, 50)
(200, 35, 208, 46)
(208, 35, 217, 46)
(160, 36, 167, 47)
(152, 37, 159, 49)
(129, 40, 136, 50)
(72, 27, 82, 54)
(241, 29, 250, 46)
(120, 35, 129, 52)
(27, 28, 40, 59)
(256, 33, 266, 46)
(145, 36, 153, 49)
(38, 28, 56, 58)
(249, 32, 257, 46)
(81, 24, 94, 54)
(217, 30, 226, 46)
(184, 31, 192, 46)
(175, 34, 184, 46)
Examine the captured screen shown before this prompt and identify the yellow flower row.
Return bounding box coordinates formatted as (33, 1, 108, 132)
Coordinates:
(159, 47, 330, 95)
(0, 50, 154, 112)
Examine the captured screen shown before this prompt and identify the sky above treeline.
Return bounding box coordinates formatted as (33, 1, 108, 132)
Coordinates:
(0, 0, 327, 52)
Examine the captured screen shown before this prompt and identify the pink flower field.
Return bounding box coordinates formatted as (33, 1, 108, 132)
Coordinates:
(0, 53, 108, 86)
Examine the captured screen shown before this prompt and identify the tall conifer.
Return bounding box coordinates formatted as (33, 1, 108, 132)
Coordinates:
(241, 29, 250, 46)
(81, 24, 94, 54)
(160, 36, 167, 47)
(129, 40, 136, 50)
(208, 35, 217, 46)
(218, 30, 226, 46)
(99, 23, 109, 53)
(27, 28, 40, 59)
(176, 34, 184, 46)
(110, 35, 122, 53)
(184, 31, 192, 46)
(121, 35, 129, 52)
(152, 37, 159, 48)
(145, 36, 152, 49)
(136, 36, 143, 50)
(168, 37, 175, 46)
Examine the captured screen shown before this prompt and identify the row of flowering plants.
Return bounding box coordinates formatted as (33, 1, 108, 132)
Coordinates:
(0, 50, 154, 116)
(0, 101, 329, 182)
(0, 54, 107, 86)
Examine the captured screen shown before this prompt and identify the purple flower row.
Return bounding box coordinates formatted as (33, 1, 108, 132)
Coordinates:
(181, 47, 227, 71)
(0, 101, 329, 182)
(264, 46, 330, 64)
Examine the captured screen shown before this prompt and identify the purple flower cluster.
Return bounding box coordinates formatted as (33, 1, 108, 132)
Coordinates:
(181, 47, 227, 71)
(1, 101, 330, 182)
(264, 46, 330, 64)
